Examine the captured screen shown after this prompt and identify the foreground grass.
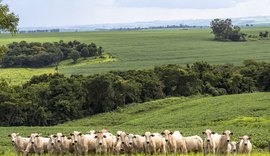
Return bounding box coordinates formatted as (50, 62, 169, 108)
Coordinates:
(1, 93, 270, 153)
(1, 153, 269, 156)
(1, 28, 270, 85)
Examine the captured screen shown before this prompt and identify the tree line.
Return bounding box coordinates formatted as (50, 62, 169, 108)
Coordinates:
(0, 60, 270, 126)
(1, 40, 104, 68)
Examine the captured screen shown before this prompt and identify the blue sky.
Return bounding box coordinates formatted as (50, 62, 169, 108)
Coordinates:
(3, 0, 270, 27)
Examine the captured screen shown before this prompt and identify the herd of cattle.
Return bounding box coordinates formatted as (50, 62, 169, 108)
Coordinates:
(9, 129, 253, 155)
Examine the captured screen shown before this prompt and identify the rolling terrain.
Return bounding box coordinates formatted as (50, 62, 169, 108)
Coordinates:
(0, 28, 270, 85)
(1, 92, 270, 154)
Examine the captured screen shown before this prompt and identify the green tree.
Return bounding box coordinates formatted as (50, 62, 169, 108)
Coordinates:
(210, 18, 245, 41)
(0, 1, 19, 34)
(80, 47, 89, 58)
(69, 49, 80, 63)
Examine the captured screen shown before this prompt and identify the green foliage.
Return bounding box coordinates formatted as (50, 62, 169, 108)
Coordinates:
(1, 60, 270, 126)
(69, 49, 80, 63)
(0, 2, 19, 34)
(210, 18, 246, 41)
(1, 40, 103, 67)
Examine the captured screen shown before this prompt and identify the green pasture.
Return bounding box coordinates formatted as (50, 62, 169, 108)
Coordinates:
(0, 28, 270, 85)
(1, 92, 269, 154)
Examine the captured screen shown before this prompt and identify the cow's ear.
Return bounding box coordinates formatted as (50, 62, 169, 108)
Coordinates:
(117, 134, 120, 137)
(94, 135, 98, 139)
(222, 132, 225, 135)
(79, 133, 82, 136)
(27, 136, 30, 138)
(127, 133, 129, 135)
(36, 135, 39, 137)
(180, 132, 183, 135)
(70, 133, 74, 136)
(169, 132, 173, 135)
(53, 135, 57, 138)
(141, 135, 145, 137)
(230, 132, 233, 135)
(67, 137, 71, 140)
(8, 134, 11, 137)
(161, 132, 164, 135)
(62, 135, 65, 137)
(103, 135, 107, 138)
(211, 132, 215, 134)
(133, 136, 136, 138)
(248, 137, 251, 140)
(202, 132, 205, 134)
(150, 134, 154, 137)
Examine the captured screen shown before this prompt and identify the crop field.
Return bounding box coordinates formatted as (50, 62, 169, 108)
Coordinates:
(0, 28, 270, 85)
(1, 92, 270, 154)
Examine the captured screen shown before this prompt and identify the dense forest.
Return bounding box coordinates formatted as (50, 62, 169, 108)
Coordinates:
(1, 40, 104, 68)
(0, 60, 270, 126)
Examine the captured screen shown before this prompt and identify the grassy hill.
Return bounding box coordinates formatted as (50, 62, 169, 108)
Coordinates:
(1, 28, 270, 85)
(1, 92, 270, 153)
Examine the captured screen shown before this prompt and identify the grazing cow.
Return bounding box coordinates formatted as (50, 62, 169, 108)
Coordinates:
(24, 133, 49, 155)
(161, 130, 187, 154)
(95, 132, 114, 154)
(183, 135, 203, 153)
(8, 133, 30, 156)
(202, 129, 217, 154)
(216, 130, 233, 155)
(239, 135, 252, 155)
(228, 141, 237, 154)
(143, 132, 166, 155)
(132, 135, 145, 154)
(55, 133, 74, 155)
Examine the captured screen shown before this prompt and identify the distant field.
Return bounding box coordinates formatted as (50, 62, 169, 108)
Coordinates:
(0, 53, 116, 85)
(0, 28, 270, 85)
(1, 92, 270, 154)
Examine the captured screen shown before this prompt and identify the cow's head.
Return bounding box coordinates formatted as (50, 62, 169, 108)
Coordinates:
(222, 130, 233, 143)
(202, 129, 215, 143)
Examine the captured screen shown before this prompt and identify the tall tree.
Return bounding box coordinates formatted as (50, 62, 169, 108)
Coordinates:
(210, 18, 245, 41)
(0, 1, 19, 34)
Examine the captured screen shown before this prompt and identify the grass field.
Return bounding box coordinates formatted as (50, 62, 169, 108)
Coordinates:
(1, 92, 270, 154)
(0, 28, 270, 85)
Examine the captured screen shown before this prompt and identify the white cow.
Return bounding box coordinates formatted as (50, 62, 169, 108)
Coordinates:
(47, 135, 60, 155)
(95, 132, 114, 154)
(8, 133, 30, 156)
(161, 130, 187, 154)
(69, 131, 96, 156)
(239, 135, 252, 155)
(132, 135, 145, 154)
(216, 130, 233, 155)
(115, 131, 125, 155)
(143, 132, 166, 155)
(202, 129, 217, 154)
(183, 135, 203, 153)
(228, 141, 237, 154)
(119, 133, 134, 155)
(55, 133, 74, 155)
(25, 133, 49, 155)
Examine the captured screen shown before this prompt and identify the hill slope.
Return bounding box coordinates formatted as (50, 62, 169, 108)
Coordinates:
(1, 93, 270, 153)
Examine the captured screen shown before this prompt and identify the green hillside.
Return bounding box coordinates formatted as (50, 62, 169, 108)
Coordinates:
(1, 92, 270, 153)
(1, 28, 270, 85)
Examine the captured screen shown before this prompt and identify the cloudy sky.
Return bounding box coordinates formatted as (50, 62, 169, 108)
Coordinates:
(3, 0, 270, 27)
